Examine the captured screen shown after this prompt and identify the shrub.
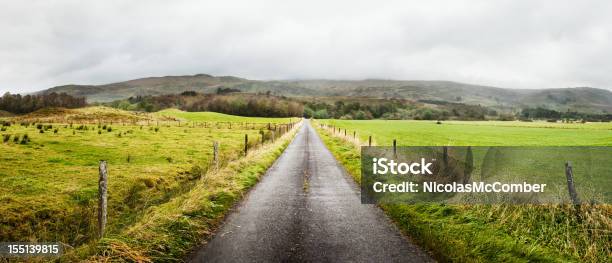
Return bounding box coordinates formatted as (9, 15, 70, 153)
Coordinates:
(498, 114, 516, 121)
(36, 124, 43, 130)
(45, 125, 53, 130)
(20, 134, 29, 144)
(436, 120, 442, 124)
(13, 135, 20, 143)
(2, 134, 10, 143)
(0, 127, 6, 132)
(154, 127, 159, 132)
(142, 178, 155, 188)
(102, 125, 107, 130)
(98, 130, 102, 135)
(107, 127, 112, 132)
(39, 129, 44, 134)
(53, 129, 58, 134)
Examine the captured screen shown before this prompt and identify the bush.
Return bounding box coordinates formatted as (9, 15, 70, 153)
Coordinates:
(53, 129, 58, 134)
(2, 134, 10, 143)
(498, 114, 516, 121)
(154, 127, 159, 132)
(0, 127, 6, 132)
(36, 124, 43, 130)
(107, 127, 112, 132)
(13, 135, 19, 143)
(39, 129, 44, 134)
(142, 178, 155, 188)
(98, 130, 102, 135)
(20, 134, 29, 144)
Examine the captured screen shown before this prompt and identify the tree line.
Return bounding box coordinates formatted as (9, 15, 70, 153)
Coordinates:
(302, 99, 492, 120)
(520, 107, 612, 122)
(0, 92, 86, 114)
(109, 92, 304, 117)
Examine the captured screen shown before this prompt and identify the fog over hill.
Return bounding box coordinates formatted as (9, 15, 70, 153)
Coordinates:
(40, 74, 612, 114)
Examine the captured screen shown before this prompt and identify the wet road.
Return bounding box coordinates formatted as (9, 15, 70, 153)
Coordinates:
(190, 120, 433, 262)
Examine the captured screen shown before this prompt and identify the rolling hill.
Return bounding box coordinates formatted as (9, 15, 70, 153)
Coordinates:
(40, 74, 612, 113)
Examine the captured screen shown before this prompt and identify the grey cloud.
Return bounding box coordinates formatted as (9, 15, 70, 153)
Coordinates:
(0, 0, 610, 94)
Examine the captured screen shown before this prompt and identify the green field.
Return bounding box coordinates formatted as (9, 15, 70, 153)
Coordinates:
(156, 108, 298, 123)
(0, 107, 298, 261)
(315, 120, 612, 262)
(319, 119, 612, 146)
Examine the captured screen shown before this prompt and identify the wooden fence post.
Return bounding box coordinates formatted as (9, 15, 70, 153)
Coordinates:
(260, 131, 264, 146)
(368, 136, 372, 147)
(213, 141, 219, 168)
(565, 162, 581, 205)
(98, 161, 108, 239)
(353, 131, 356, 139)
(464, 146, 473, 184)
(393, 139, 397, 156)
(443, 146, 449, 167)
(244, 134, 248, 156)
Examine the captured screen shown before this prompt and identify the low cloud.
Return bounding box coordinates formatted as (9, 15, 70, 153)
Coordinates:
(0, 0, 610, 93)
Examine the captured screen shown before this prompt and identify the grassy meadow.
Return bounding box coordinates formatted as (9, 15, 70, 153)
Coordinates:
(155, 108, 299, 123)
(318, 119, 612, 146)
(0, 107, 298, 261)
(315, 119, 612, 262)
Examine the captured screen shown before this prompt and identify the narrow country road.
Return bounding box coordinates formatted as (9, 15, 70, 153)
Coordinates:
(190, 120, 433, 262)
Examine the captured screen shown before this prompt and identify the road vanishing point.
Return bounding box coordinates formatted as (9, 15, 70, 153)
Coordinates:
(190, 120, 433, 262)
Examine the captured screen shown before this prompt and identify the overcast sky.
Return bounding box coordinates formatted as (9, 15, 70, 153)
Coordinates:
(0, 0, 610, 94)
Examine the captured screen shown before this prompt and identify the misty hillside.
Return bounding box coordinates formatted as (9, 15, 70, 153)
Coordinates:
(41, 74, 612, 113)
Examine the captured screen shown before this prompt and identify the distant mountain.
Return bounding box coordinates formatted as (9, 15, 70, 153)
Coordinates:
(42, 74, 247, 102)
(40, 74, 612, 114)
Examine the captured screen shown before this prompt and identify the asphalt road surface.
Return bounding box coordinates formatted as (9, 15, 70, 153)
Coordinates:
(190, 120, 433, 262)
